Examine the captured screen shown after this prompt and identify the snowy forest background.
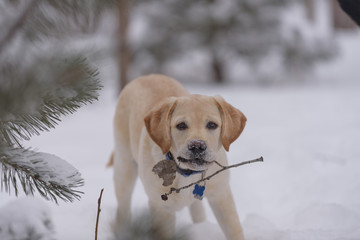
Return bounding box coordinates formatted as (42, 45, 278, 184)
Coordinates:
(1, 0, 360, 239)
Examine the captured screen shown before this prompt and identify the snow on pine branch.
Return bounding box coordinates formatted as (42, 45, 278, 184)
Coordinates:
(0, 55, 101, 147)
(0, 145, 84, 203)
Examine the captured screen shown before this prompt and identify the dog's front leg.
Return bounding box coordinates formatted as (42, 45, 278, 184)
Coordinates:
(189, 200, 206, 223)
(208, 185, 245, 240)
(149, 201, 176, 239)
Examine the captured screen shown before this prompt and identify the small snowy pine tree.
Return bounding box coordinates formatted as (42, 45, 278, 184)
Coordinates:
(0, 0, 104, 203)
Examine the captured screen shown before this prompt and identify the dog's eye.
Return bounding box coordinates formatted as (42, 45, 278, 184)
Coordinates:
(206, 121, 218, 130)
(176, 122, 188, 130)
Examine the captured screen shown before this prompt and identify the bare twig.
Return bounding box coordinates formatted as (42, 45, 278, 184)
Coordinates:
(95, 188, 104, 240)
(0, 0, 39, 54)
(161, 156, 263, 201)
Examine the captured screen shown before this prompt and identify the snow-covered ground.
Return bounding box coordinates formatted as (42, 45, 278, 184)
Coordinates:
(1, 31, 360, 240)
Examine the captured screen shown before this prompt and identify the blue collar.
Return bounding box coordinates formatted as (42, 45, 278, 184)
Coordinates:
(165, 152, 174, 161)
(166, 152, 204, 177)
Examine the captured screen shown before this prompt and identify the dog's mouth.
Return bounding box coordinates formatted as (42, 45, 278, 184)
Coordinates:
(177, 156, 213, 171)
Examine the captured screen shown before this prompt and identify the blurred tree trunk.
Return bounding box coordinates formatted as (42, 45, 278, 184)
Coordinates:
(212, 55, 224, 83)
(118, 0, 130, 93)
(304, 0, 315, 22)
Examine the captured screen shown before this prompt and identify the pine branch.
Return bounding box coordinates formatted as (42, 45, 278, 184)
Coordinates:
(0, 0, 108, 205)
(0, 0, 39, 54)
(0, 55, 101, 147)
(0, 145, 84, 203)
(0, 0, 107, 46)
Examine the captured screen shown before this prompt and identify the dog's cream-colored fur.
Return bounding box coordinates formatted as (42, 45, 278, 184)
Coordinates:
(110, 74, 247, 239)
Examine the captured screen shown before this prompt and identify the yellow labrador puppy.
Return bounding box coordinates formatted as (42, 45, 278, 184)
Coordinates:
(109, 74, 246, 239)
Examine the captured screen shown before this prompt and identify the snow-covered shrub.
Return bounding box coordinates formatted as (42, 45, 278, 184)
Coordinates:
(0, 198, 54, 240)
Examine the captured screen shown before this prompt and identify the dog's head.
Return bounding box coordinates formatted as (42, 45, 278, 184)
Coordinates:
(144, 95, 246, 171)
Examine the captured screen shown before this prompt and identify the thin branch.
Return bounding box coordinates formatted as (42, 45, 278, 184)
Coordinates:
(0, 0, 39, 54)
(95, 188, 104, 240)
(161, 156, 263, 201)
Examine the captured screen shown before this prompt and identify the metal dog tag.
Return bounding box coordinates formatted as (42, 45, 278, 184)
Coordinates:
(193, 171, 206, 200)
(193, 184, 205, 200)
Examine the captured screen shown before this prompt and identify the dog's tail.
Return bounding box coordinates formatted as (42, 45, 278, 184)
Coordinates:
(106, 151, 114, 167)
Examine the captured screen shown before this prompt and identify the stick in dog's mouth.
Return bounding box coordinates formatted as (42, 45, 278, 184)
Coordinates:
(177, 156, 213, 169)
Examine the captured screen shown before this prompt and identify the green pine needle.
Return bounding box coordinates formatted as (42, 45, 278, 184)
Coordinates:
(0, 56, 102, 147)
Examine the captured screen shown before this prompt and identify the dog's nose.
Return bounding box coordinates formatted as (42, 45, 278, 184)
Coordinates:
(188, 140, 207, 156)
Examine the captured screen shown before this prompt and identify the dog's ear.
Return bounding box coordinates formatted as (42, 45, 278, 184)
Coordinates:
(214, 96, 247, 151)
(144, 98, 177, 154)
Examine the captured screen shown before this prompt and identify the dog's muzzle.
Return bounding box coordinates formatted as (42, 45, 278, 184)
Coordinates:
(166, 152, 211, 176)
(188, 140, 207, 159)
